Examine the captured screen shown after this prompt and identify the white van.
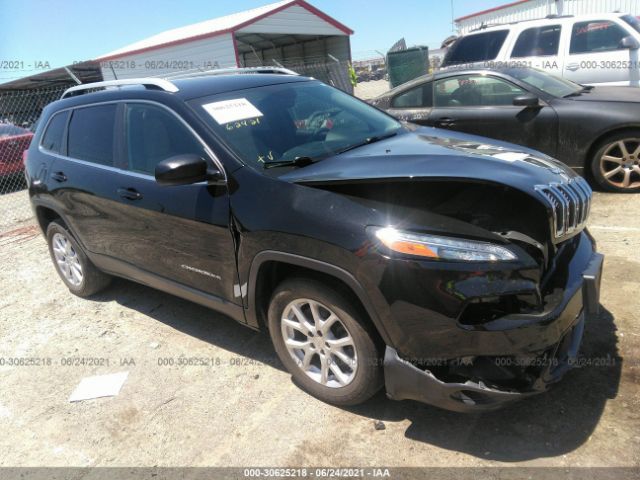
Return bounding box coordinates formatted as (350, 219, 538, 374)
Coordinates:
(441, 13, 640, 86)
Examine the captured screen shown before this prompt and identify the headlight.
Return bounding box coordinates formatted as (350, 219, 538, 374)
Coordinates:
(374, 227, 517, 262)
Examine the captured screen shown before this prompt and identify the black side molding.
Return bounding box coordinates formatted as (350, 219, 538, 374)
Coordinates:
(89, 252, 246, 325)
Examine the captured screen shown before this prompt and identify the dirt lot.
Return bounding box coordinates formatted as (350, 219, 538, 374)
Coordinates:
(0, 189, 638, 474)
(354, 78, 389, 100)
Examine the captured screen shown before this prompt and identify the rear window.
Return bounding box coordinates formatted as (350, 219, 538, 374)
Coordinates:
(443, 30, 509, 66)
(67, 104, 117, 166)
(391, 83, 433, 108)
(511, 25, 561, 57)
(40, 112, 68, 154)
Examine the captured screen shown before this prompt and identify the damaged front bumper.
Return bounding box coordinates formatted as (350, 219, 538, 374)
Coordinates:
(383, 252, 604, 412)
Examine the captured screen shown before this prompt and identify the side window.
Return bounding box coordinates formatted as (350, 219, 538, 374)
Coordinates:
(391, 83, 433, 108)
(434, 75, 525, 107)
(512, 25, 561, 57)
(570, 20, 629, 54)
(125, 104, 207, 175)
(67, 104, 117, 166)
(443, 30, 509, 65)
(40, 111, 68, 154)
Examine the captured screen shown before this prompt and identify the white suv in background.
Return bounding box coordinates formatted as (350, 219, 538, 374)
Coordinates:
(441, 13, 640, 86)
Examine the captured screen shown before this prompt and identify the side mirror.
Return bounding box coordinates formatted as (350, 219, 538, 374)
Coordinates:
(513, 93, 540, 107)
(155, 154, 224, 186)
(621, 35, 640, 50)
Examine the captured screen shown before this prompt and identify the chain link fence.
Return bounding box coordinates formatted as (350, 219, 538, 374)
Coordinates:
(280, 58, 355, 95)
(0, 86, 69, 233)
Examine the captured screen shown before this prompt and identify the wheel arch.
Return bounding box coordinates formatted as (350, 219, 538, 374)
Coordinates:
(246, 251, 393, 346)
(34, 204, 65, 234)
(584, 125, 640, 171)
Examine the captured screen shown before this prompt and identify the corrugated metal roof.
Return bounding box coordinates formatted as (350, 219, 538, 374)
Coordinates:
(98, 0, 352, 60)
(455, 0, 531, 22)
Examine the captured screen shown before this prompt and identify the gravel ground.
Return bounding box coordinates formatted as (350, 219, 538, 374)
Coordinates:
(354, 79, 389, 100)
(0, 190, 638, 473)
(0, 185, 32, 233)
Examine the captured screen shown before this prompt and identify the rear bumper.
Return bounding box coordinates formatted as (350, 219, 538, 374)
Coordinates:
(383, 252, 604, 412)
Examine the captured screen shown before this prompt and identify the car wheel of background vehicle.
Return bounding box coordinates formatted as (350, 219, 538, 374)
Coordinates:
(46, 221, 111, 297)
(268, 277, 383, 406)
(590, 132, 640, 192)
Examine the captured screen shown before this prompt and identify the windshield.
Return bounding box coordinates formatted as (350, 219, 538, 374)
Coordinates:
(622, 14, 640, 33)
(192, 80, 401, 169)
(504, 67, 583, 97)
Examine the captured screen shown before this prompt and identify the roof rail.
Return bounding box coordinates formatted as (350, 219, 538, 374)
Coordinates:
(545, 14, 574, 19)
(61, 78, 179, 99)
(164, 66, 299, 80)
(469, 14, 575, 31)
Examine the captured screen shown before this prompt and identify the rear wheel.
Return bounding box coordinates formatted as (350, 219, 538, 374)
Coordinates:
(46, 221, 111, 297)
(590, 133, 640, 192)
(267, 277, 383, 406)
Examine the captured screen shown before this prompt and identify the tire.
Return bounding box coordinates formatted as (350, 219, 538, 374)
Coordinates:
(590, 131, 640, 192)
(46, 221, 111, 297)
(267, 277, 383, 406)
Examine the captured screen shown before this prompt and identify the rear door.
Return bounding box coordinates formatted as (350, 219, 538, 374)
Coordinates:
(507, 24, 564, 76)
(107, 101, 238, 302)
(427, 74, 559, 155)
(385, 82, 433, 123)
(563, 18, 637, 85)
(49, 103, 126, 256)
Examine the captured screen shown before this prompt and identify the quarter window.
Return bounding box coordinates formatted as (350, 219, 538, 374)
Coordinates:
(125, 104, 207, 175)
(67, 104, 117, 166)
(40, 112, 68, 154)
(391, 83, 433, 108)
(443, 30, 509, 66)
(434, 75, 526, 107)
(512, 25, 561, 57)
(570, 20, 629, 54)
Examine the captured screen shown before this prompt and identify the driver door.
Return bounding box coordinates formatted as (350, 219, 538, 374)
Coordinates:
(426, 74, 559, 156)
(563, 18, 638, 86)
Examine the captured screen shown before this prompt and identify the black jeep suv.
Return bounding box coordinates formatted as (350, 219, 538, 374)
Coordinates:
(25, 70, 603, 412)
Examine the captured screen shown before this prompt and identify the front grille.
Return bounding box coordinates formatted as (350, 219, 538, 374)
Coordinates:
(535, 177, 592, 239)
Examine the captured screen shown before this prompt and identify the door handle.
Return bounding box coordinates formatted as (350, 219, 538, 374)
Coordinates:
(436, 117, 456, 128)
(50, 171, 67, 182)
(566, 63, 580, 71)
(117, 187, 143, 201)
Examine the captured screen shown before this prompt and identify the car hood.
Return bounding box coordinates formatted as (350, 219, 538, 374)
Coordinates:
(279, 127, 576, 195)
(568, 86, 640, 103)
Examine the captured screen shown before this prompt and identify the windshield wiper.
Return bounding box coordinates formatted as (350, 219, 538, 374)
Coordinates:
(263, 156, 315, 169)
(335, 131, 399, 155)
(563, 86, 593, 98)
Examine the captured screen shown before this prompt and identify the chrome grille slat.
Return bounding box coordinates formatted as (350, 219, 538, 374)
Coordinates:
(559, 183, 580, 232)
(549, 184, 569, 236)
(535, 178, 592, 240)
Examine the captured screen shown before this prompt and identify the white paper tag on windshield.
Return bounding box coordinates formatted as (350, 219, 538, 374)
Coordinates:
(202, 98, 263, 125)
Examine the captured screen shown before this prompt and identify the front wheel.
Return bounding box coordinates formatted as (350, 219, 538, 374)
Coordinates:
(267, 277, 383, 406)
(590, 133, 640, 192)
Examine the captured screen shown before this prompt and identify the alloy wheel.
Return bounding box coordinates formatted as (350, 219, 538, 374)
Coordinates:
(599, 139, 640, 189)
(280, 298, 358, 388)
(52, 232, 83, 286)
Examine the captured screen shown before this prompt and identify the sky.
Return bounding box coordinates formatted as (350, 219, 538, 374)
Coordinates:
(0, 0, 507, 82)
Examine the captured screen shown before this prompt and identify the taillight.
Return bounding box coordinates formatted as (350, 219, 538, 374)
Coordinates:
(22, 149, 28, 166)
